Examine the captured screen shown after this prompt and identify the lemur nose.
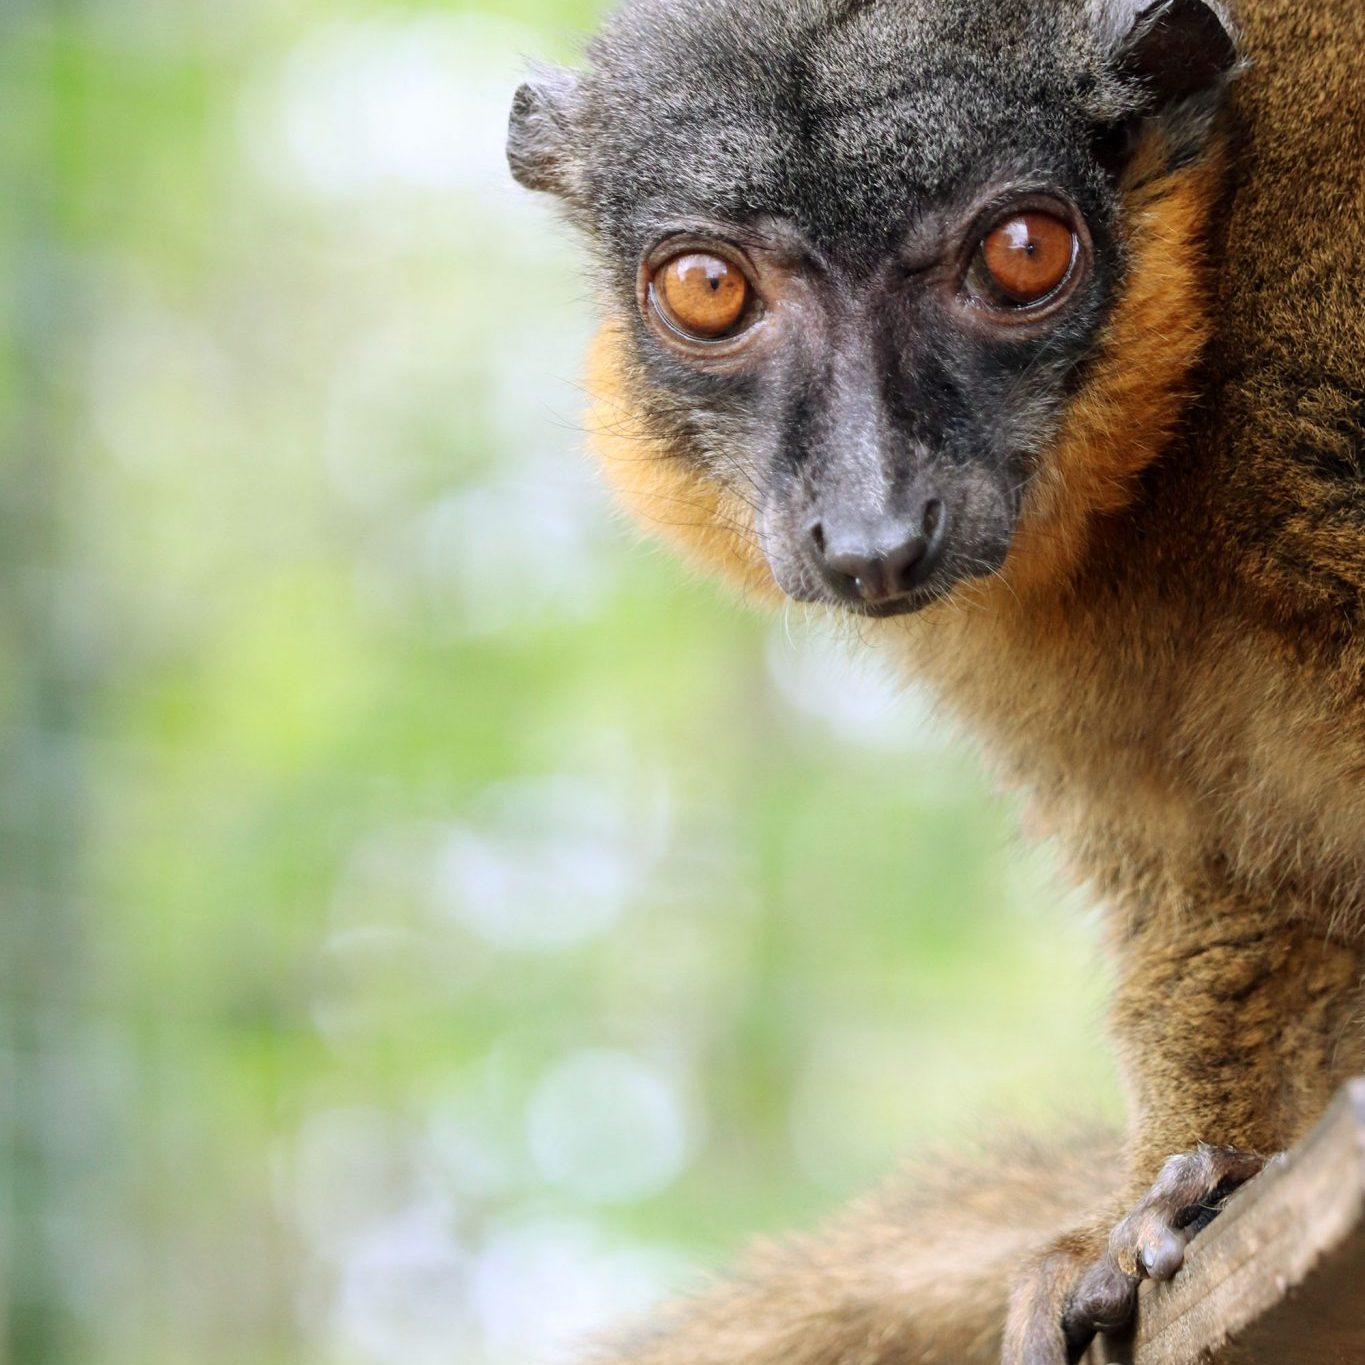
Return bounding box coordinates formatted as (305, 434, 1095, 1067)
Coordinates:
(811, 499, 947, 605)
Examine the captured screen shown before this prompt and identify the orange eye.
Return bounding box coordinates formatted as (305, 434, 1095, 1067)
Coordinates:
(653, 252, 751, 339)
(976, 212, 1075, 306)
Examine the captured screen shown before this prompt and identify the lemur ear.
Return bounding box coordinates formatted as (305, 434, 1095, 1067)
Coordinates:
(1099, 0, 1240, 104)
(507, 68, 582, 199)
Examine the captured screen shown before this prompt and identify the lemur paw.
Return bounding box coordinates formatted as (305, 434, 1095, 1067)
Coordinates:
(1004, 1145, 1274, 1365)
(1061, 1145, 1275, 1349)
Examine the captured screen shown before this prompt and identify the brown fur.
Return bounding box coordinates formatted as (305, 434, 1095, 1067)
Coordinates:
(581, 0, 1365, 1358)
(592, 1135, 1120, 1365)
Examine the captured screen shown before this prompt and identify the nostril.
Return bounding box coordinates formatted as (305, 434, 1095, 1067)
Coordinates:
(916, 497, 949, 586)
(808, 520, 826, 554)
(922, 498, 943, 542)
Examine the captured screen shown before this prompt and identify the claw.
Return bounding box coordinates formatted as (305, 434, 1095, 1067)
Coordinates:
(1137, 1225, 1185, 1280)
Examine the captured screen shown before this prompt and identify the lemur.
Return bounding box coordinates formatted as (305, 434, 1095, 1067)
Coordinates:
(506, 0, 1365, 1360)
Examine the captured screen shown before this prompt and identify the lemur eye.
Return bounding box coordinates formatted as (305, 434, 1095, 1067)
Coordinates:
(973, 212, 1076, 307)
(652, 252, 751, 339)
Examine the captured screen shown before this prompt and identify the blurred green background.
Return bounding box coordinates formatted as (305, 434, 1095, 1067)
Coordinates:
(0, 2, 1120, 1363)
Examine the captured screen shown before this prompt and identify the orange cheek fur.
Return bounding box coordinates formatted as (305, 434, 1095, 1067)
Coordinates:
(583, 328, 780, 599)
(581, 134, 1225, 611)
(1002, 139, 1227, 598)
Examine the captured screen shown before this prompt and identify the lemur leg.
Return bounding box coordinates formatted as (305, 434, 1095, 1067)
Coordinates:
(1003, 897, 1360, 1365)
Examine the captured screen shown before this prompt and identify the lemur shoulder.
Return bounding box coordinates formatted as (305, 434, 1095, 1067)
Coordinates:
(507, 0, 1365, 1360)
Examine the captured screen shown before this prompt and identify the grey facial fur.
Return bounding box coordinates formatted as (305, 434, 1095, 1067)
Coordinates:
(508, 0, 1240, 613)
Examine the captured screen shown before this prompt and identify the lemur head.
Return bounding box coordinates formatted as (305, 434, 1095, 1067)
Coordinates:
(508, 0, 1240, 615)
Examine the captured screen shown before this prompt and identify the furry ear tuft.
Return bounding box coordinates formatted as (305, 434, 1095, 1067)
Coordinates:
(1097, 0, 1240, 104)
(507, 68, 582, 198)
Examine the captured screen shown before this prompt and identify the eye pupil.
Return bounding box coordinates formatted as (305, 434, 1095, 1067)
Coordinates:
(654, 252, 750, 338)
(978, 212, 1075, 306)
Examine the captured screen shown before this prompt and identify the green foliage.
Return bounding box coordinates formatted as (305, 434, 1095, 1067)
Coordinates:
(0, 3, 1118, 1363)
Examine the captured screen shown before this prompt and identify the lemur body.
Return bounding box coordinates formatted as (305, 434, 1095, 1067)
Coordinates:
(509, 0, 1365, 1360)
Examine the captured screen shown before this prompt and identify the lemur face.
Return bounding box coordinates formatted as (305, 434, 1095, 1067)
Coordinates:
(618, 174, 1113, 617)
(510, 0, 1238, 614)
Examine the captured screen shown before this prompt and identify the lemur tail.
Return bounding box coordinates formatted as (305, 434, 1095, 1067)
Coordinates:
(586, 1130, 1120, 1365)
